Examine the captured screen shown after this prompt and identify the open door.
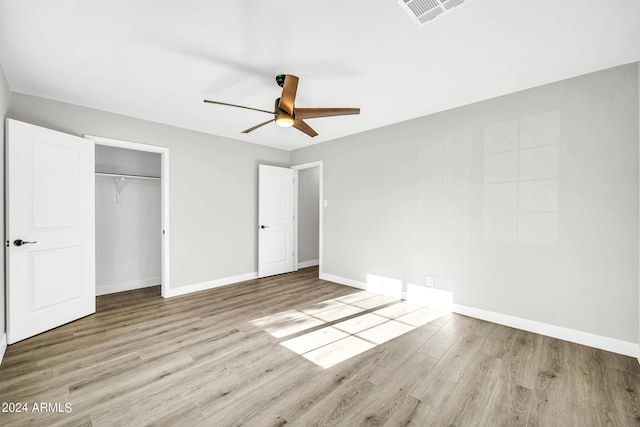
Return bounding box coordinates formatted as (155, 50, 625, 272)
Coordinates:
(258, 164, 294, 278)
(6, 119, 95, 344)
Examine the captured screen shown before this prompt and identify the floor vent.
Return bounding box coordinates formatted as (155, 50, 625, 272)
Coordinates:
(396, 0, 467, 26)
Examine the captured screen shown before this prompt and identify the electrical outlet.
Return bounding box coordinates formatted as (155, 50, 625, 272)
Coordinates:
(427, 276, 434, 287)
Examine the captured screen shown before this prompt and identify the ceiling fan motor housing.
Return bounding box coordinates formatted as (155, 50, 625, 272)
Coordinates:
(275, 74, 287, 87)
(273, 98, 295, 118)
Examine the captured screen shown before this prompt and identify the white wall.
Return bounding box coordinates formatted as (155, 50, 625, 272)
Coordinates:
(95, 146, 161, 295)
(298, 167, 319, 264)
(291, 63, 640, 344)
(8, 93, 290, 290)
(0, 64, 10, 346)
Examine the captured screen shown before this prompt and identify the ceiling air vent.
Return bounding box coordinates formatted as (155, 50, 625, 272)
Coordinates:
(396, 0, 467, 26)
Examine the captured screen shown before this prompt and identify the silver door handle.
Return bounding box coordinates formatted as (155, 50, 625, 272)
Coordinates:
(260, 225, 269, 229)
(14, 239, 37, 246)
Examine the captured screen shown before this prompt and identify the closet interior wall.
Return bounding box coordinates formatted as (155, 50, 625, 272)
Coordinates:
(298, 167, 320, 267)
(95, 145, 162, 295)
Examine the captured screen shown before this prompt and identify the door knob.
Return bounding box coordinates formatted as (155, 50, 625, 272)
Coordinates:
(14, 239, 37, 246)
(260, 225, 269, 229)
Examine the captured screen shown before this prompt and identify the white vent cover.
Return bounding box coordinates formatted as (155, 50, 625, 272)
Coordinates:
(396, 0, 467, 25)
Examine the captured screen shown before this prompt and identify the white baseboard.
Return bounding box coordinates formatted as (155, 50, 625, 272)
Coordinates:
(452, 304, 638, 358)
(0, 333, 7, 367)
(320, 272, 638, 358)
(320, 272, 367, 290)
(97, 277, 161, 296)
(164, 272, 258, 298)
(298, 259, 319, 269)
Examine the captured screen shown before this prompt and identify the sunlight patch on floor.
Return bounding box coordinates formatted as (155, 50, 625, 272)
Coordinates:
(263, 314, 325, 338)
(349, 294, 398, 310)
(312, 304, 364, 322)
(355, 319, 415, 345)
(301, 335, 377, 369)
(333, 312, 388, 334)
(250, 309, 308, 328)
(250, 281, 453, 369)
(300, 299, 349, 315)
(280, 326, 350, 354)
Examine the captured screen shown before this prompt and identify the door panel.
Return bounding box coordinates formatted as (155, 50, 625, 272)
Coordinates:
(258, 165, 294, 278)
(7, 119, 95, 344)
(32, 141, 81, 228)
(31, 247, 83, 309)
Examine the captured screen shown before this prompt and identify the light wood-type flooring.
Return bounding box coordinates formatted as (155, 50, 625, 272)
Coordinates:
(1, 266, 639, 426)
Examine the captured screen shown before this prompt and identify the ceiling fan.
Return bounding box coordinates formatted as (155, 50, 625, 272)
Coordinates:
(203, 74, 360, 137)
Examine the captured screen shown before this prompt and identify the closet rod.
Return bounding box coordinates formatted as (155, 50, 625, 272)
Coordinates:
(95, 172, 161, 180)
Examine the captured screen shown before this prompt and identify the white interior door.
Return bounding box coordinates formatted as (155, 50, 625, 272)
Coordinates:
(6, 119, 95, 344)
(258, 164, 294, 278)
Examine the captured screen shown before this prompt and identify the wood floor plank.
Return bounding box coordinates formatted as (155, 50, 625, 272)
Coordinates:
(600, 367, 640, 425)
(198, 359, 313, 426)
(429, 353, 504, 426)
(381, 396, 440, 427)
(527, 336, 576, 426)
(478, 378, 532, 426)
(415, 313, 473, 360)
(234, 345, 386, 425)
(292, 375, 377, 426)
(1, 266, 639, 426)
(411, 331, 487, 407)
(325, 351, 438, 426)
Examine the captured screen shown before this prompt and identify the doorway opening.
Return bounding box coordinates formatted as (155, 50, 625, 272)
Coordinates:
(292, 161, 323, 277)
(86, 135, 170, 298)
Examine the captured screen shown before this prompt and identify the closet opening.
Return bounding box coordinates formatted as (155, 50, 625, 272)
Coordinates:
(292, 161, 322, 278)
(87, 135, 170, 299)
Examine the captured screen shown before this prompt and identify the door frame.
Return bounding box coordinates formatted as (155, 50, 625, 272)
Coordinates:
(85, 135, 171, 298)
(291, 161, 323, 275)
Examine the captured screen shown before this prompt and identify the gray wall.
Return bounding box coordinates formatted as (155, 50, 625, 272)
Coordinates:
(8, 93, 290, 289)
(0, 65, 9, 340)
(298, 167, 319, 263)
(291, 63, 640, 343)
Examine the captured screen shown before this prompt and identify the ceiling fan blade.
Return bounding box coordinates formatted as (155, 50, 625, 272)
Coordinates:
(241, 119, 275, 134)
(294, 107, 360, 119)
(293, 119, 318, 138)
(204, 100, 276, 115)
(278, 75, 299, 116)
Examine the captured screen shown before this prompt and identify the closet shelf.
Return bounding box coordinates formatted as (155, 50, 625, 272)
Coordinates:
(95, 172, 160, 180)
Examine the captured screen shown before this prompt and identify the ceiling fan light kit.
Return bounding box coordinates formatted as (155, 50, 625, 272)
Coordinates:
(275, 116, 294, 127)
(203, 74, 360, 138)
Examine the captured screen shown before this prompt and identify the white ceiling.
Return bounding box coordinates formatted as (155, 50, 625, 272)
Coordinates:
(0, 0, 638, 151)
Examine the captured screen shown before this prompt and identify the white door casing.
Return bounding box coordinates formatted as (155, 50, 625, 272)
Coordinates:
(85, 134, 170, 298)
(258, 164, 294, 278)
(6, 119, 95, 344)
